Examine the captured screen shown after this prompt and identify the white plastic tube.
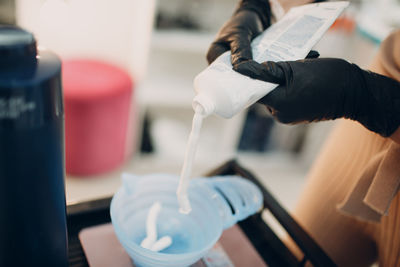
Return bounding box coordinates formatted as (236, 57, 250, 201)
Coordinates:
(193, 2, 349, 118)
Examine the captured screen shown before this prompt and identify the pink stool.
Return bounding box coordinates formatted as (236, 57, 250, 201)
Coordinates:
(63, 59, 133, 176)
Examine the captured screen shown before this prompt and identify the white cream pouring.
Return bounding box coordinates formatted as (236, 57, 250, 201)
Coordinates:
(176, 105, 205, 214)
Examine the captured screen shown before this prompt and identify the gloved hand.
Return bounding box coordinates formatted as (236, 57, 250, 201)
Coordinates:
(234, 58, 400, 137)
(206, 0, 272, 66)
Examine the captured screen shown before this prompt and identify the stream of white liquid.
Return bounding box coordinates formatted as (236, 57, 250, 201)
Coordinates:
(176, 105, 205, 214)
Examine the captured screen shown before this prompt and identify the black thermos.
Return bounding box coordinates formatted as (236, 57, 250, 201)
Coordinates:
(0, 26, 68, 266)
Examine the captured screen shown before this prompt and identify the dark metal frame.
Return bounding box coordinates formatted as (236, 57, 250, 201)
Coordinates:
(67, 159, 336, 267)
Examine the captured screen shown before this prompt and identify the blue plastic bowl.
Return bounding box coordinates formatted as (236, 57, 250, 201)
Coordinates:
(110, 174, 262, 267)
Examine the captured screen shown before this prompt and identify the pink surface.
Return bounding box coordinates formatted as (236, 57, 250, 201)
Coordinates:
(79, 223, 266, 267)
(63, 59, 133, 176)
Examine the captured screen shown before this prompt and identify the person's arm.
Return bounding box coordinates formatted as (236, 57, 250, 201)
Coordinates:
(234, 58, 400, 139)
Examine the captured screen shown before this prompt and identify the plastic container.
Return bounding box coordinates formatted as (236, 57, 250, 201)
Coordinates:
(0, 26, 68, 267)
(110, 174, 263, 267)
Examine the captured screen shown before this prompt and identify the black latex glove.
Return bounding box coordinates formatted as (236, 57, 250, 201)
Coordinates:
(234, 58, 400, 137)
(206, 0, 271, 66)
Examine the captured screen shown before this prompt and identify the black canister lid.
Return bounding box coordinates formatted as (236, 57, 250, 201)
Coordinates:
(0, 25, 37, 68)
(0, 26, 62, 128)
